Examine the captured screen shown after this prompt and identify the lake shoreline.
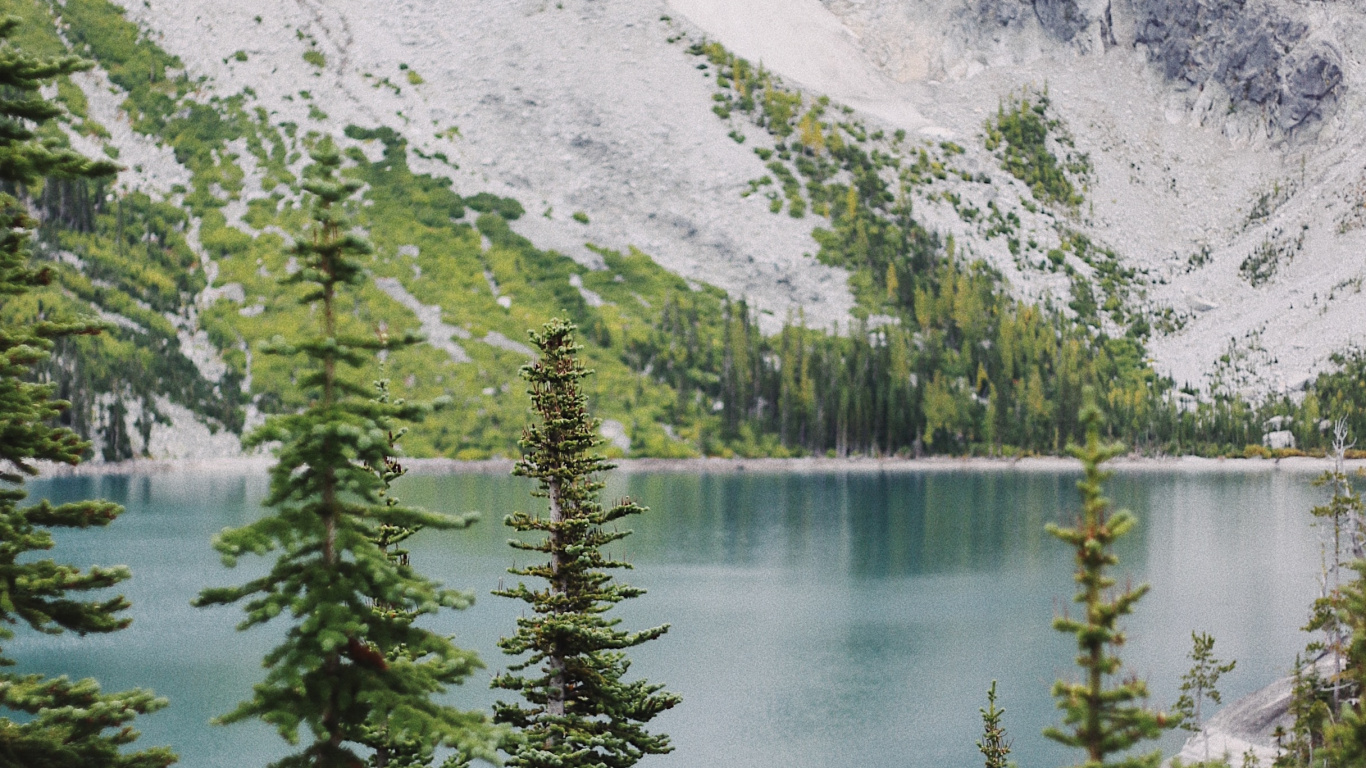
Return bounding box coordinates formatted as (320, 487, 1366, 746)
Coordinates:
(34, 453, 1366, 477)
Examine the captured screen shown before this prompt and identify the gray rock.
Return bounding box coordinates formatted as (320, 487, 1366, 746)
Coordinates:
(1175, 654, 1343, 765)
(977, 0, 1026, 27)
(1278, 44, 1344, 132)
(1131, 0, 1344, 135)
(1263, 429, 1296, 450)
(1032, 0, 1089, 41)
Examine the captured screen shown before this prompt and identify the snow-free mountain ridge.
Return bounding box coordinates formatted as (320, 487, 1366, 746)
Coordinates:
(31, 0, 1366, 456)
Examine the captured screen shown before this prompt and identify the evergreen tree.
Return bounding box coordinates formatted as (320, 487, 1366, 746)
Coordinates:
(1277, 656, 1330, 768)
(193, 137, 492, 768)
(1280, 424, 1365, 768)
(355, 373, 486, 768)
(1321, 562, 1366, 767)
(1045, 395, 1170, 768)
(978, 681, 1012, 768)
(0, 15, 174, 768)
(1304, 421, 1364, 714)
(1172, 632, 1236, 763)
(493, 317, 680, 768)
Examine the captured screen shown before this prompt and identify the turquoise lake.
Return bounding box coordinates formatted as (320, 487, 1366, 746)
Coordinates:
(17, 467, 1330, 767)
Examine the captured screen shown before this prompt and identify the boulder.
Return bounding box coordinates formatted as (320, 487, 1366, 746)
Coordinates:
(1176, 654, 1342, 766)
(1032, 0, 1089, 41)
(1262, 429, 1295, 450)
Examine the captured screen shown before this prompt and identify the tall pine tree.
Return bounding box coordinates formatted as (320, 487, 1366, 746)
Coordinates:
(193, 137, 492, 768)
(1290, 426, 1366, 768)
(0, 15, 174, 768)
(493, 317, 680, 767)
(1045, 395, 1170, 768)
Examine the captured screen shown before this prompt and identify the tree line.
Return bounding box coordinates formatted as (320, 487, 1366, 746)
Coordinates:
(657, 40, 1355, 462)
(2, 16, 1364, 768)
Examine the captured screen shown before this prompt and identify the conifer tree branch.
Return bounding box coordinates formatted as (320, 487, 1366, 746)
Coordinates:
(0, 16, 171, 766)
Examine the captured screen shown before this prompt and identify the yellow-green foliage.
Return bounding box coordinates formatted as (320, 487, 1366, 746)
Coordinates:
(60, 0, 188, 131)
(0, 0, 67, 56)
(983, 89, 1089, 208)
(188, 124, 707, 459)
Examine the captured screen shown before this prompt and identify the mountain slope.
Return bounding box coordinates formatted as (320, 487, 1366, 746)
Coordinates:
(671, 0, 1366, 394)
(9, 0, 1366, 459)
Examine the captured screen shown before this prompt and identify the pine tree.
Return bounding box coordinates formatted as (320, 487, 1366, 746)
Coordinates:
(1172, 632, 1236, 763)
(493, 317, 680, 768)
(0, 15, 174, 768)
(193, 137, 493, 768)
(355, 373, 486, 768)
(1278, 656, 1330, 768)
(1304, 420, 1364, 714)
(1321, 562, 1366, 767)
(1045, 394, 1170, 768)
(1282, 422, 1365, 768)
(978, 681, 1012, 768)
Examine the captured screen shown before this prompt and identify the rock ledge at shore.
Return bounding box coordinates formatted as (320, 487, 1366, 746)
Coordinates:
(1176, 655, 1341, 766)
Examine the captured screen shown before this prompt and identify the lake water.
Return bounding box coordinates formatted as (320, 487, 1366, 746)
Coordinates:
(17, 467, 1331, 768)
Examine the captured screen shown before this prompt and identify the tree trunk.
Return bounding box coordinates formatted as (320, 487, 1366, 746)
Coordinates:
(546, 476, 566, 721)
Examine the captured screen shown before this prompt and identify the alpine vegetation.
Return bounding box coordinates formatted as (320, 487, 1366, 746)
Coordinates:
(494, 317, 680, 767)
(0, 15, 175, 767)
(1172, 631, 1236, 762)
(192, 136, 493, 768)
(1278, 429, 1366, 767)
(978, 681, 1012, 768)
(1045, 395, 1171, 768)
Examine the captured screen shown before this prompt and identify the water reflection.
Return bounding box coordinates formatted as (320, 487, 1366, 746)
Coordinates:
(18, 467, 1332, 768)
(610, 471, 1102, 579)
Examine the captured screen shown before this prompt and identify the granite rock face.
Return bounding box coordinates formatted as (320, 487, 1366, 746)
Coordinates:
(1175, 654, 1344, 765)
(1033, 0, 1102, 43)
(1131, 0, 1344, 134)
(970, 0, 1116, 47)
(951, 0, 1348, 135)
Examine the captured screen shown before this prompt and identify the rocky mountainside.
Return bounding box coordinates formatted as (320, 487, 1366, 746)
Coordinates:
(11, 0, 1366, 459)
(674, 0, 1366, 392)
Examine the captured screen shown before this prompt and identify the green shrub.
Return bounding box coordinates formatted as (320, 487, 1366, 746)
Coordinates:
(464, 192, 524, 220)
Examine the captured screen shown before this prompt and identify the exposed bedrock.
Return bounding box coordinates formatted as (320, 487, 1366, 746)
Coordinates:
(1130, 0, 1344, 135)
(826, 0, 1350, 138)
(966, 0, 1115, 48)
(1172, 654, 1345, 766)
(1031, 0, 1114, 45)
